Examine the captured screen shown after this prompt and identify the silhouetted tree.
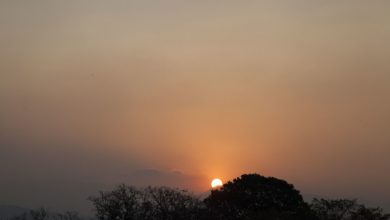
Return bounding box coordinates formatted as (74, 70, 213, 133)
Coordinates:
(89, 185, 204, 220)
(352, 206, 390, 220)
(142, 186, 203, 220)
(89, 184, 141, 220)
(311, 198, 357, 220)
(204, 173, 314, 220)
(30, 208, 48, 220)
(311, 198, 390, 220)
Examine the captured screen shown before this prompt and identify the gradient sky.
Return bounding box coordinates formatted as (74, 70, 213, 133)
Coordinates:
(1, 0, 390, 214)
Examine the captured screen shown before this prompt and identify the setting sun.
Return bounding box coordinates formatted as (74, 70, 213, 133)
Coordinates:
(211, 178, 223, 188)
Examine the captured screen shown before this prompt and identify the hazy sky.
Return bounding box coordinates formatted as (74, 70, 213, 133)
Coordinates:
(1, 0, 390, 213)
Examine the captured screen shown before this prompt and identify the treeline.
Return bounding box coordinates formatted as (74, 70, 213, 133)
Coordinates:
(6, 174, 390, 220)
(3, 208, 81, 220)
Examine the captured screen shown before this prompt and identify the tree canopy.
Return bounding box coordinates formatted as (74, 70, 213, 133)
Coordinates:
(311, 198, 390, 220)
(89, 185, 203, 220)
(6, 173, 390, 220)
(204, 173, 314, 220)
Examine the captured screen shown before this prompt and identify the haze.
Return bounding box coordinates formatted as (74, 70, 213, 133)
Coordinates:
(1, 0, 389, 213)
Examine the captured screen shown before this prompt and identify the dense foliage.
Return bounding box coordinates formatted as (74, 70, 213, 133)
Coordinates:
(205, 174, 314, 220)
(5, 174, 389, 220)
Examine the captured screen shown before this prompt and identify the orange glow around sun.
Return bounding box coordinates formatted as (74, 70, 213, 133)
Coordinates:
(211, 178, 223, 188)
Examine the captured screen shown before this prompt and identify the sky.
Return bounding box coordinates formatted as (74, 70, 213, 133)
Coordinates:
(1, 0, 390, 214)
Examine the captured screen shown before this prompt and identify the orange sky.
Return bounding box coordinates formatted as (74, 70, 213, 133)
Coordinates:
(1, 0, 390, 213)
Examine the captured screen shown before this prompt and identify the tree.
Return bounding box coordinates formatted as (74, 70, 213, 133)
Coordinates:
(89, 184, 141, 220)
(311, 198, 357, 220)
(142, 186, 203, 220)
(30, 208, 48, 220)
(311, 198, 390, 220)
(89, 185, 204, 220)
(204, 173, 314, 220)
(352, 206, 390, 220)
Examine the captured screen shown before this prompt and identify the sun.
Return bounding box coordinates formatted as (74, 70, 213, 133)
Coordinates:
(211, 178, 223, 188)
